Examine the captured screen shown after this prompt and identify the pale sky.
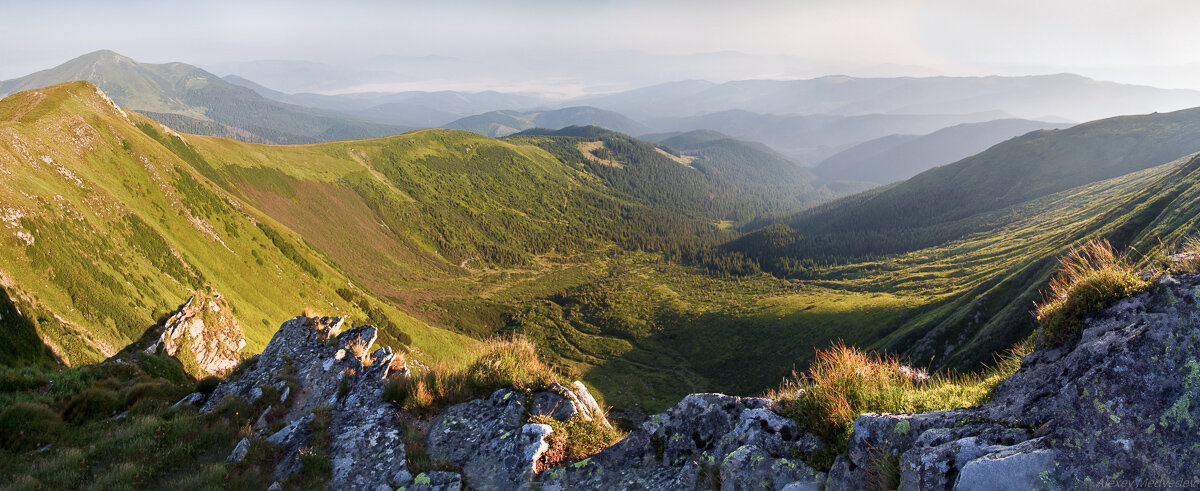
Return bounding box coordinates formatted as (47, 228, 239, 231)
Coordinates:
(5, 0, 1200, 94)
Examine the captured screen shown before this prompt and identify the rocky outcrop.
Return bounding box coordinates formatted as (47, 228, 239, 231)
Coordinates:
(530, 381, 611, 428)
(200, 315, 411, 489)
(144, 291, 245, 376)
(834, 272, 1200, 490)
(175, 271, 1200, 490)
(536, 393, 825, 490)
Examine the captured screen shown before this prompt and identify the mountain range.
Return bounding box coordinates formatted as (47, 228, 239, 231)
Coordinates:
(813, 118, 1073, 185)
(572, 74, 1200, 122)
(0, 50, 411, 144)
(444, 107, 653, 138)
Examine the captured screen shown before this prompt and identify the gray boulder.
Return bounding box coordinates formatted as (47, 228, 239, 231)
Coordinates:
(537, 393, 822, 490)
(426, 389, 554, 490)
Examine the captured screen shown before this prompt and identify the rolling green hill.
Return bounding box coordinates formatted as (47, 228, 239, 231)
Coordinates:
(0, 50, 411, 144)
(719, 105, 1200, 371)
(0, 81, 468, 367)
(757, 106, 1200, 260)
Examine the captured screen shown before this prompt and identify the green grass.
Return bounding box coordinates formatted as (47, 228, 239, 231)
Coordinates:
(529, 413, 624, 471)
(1034, 239, 1150, 345)
(0, 82, 470, 369)
(0, 351, 285, 489)
(767, 340, 1031, 470)
(383, 336, 559, 414)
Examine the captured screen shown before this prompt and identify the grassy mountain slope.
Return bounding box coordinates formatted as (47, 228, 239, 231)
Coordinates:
(510, 126, 824, 223)
(0, 51, 410, 144)
(814, 118, 1070, 185)
(770, 106, 1200, 259)
(0, 81, 469, 367)
(445, 107, 652, 138)
(651, 130, 834, 216)
(718, 105, 1200, 371)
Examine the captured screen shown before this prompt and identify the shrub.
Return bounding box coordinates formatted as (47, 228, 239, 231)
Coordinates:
(196, 375, 222, 396)
(0, 402, 63, 450)
(123, 380, 182, 407)
(1034, 239, 1149, 346)
(768, 340, 1031, 470)
(61, 388, 122, 423)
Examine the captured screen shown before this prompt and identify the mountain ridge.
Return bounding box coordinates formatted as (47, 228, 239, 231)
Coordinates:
(0, 50, 411, 144)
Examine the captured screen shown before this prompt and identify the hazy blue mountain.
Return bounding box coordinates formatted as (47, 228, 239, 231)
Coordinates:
(223, 74, 544, 127)
(0, 50, 410, 144)
(814, 119, 1072, 185)
(573, 74, 1200, 122)
(650, 110, 1010, 163)
(446, 107, 652, 137)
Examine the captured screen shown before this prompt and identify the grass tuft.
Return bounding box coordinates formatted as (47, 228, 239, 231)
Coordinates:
(529, 414, 623, 472)
(767, 340, 1031, 470)
(1033, 239, 1149, 346)
(383, 336, 558, 414)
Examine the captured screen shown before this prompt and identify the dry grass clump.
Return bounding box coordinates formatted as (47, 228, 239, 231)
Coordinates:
(769, 340, 1031, 470)
(383, 336, 558, 414)
(1033, 239, 1148, 346)
(1175, 236, 1200, 273)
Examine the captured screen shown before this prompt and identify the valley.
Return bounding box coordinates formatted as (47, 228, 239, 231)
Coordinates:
(6, 79, 1200, 419)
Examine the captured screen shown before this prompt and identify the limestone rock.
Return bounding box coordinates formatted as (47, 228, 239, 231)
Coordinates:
(146, 290, 246, 377)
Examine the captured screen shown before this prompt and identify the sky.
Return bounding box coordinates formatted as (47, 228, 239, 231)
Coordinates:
(4, 0, 1200, 95)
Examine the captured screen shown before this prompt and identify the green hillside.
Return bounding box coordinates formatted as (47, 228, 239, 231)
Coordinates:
(0, 81, 469, 367)
(720, 107, 1200, 370)
(762, 106, 1200, 260)
(0, 50, 411, 144)
(813, 118, 1070, 185)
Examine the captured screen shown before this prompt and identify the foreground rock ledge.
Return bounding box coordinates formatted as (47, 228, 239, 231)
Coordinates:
(829, 272, 1200, 490)
(181, 271, 1200, 489)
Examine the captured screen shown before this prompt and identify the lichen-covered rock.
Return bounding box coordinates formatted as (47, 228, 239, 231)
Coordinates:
(329, 346, 410, 489)
(407, 471, 463, 491)
(530, 382, 612, 429)
(203, 315, 409, 490)
(718, 445, 823, 491)
(145, 290, 245, 376)
(536, 393, 821, 490)
(836, 272, 1200, 489)
(953, 439, 1055, 491)
(425, 388, 553, 490)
